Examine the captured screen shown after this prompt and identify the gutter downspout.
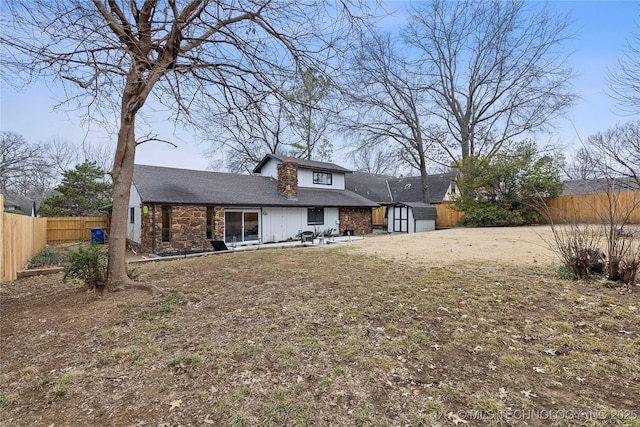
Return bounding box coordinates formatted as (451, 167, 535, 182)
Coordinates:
(259, 207, 263, 248)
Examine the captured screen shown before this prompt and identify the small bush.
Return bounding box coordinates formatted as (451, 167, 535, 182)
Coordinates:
(556, 265, 581, 281)
(28, 247, 61, 268)
(0, 394, 15, 406)
(63, 243, 107, 289)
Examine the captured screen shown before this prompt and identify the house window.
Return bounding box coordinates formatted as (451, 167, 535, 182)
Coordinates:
(206, 207, 215, 240)
(161, 206, 171, 242)
(313, 172, 332, 185)
(307, 208, 324, 225)
(129, 207, 135, 224)
(450, 183, 457, 195)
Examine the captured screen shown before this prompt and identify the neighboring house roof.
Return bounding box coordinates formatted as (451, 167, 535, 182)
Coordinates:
(392, 201, 438, 220)
(346, 171, 394, 204)
(562, 177, 640, 196)
(133, 164, 378, 208)
(1, 191, 36, 216)
(253, 154, 352, 174)
(345, 171, 457, 204)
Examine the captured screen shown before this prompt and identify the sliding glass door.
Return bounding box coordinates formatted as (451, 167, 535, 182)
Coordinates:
(225, 210, 259, 243)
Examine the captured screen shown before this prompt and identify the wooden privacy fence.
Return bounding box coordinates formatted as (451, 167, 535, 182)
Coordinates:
(1, 194, 48, 282)
(431, 192, 640, 227)
(545, 191, 640, 224)
(46, 216, 109, 243)
(435, 203, 464, 227)
(372, 207, 387, 228)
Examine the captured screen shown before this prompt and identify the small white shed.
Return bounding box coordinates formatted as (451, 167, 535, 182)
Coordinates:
(387, 202, 437, 233)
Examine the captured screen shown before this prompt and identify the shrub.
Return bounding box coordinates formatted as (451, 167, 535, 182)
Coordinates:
(28, 247, 61, 268)
(62, 243, 107, 290)
(453, 140, 563, 227)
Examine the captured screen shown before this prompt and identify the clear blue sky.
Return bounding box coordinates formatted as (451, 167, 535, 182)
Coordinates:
(1, 1, 638, 171)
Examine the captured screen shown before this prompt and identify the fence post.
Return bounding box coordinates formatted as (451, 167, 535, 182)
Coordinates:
(1, 194, 4, 281)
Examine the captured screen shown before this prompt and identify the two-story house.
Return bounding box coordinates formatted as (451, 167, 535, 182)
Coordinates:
(127, 154, 378, 254)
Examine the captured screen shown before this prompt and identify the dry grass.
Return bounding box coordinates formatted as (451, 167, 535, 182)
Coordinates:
(1, 230, 639, 426)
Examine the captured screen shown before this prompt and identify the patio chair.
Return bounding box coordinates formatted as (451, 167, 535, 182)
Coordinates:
(300, 231, 315, 245)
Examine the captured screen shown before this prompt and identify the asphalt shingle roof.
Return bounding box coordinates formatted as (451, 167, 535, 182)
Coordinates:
(345, 171, 458, 204)
(133, 164, 378, 208)
(1, 191, 35, 215)
(345, 171, 394, 203)
(394, 201, 438, 220)
(562, 178, 640, 195)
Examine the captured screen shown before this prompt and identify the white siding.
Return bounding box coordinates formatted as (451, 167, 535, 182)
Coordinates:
(442, 181, 457, 202)
(259, 158, 279, 179)
(127, 185, 142, 243)
(414, 219, 436, 232)
(261, 207, 340, 242)
(297, 169, 345, 190)
(257, 157, 346, 190)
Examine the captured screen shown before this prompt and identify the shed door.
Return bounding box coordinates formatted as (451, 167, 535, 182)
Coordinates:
(393, 206, 408, 232)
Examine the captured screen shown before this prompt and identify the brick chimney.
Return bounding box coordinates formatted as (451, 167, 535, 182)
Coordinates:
(277, 158, 298, 198)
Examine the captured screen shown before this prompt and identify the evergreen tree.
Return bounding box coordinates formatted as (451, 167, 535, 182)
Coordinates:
(38, 161, 112, 217)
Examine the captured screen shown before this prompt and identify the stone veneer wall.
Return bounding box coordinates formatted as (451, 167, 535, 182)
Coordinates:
(140, 205, 225, 253)
(339, 208, 372, 236)
(212, 207, 225, 241)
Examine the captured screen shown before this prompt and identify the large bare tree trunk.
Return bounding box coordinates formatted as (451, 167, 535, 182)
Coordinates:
(420, 161, 431, 204)
(106, 121, 137, 290)
(106, 68, 145, 290)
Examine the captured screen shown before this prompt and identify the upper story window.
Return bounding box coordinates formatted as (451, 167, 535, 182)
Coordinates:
(313, 171, 332, 185)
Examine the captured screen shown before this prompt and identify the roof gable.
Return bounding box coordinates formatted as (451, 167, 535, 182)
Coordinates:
(253, 154, 352, 174)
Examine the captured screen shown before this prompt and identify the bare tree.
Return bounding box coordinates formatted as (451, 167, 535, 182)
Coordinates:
(564, 147, 602, 181)
(607, 13, 640, 114)
(582, 121, 640, 187)
(44, 138, 80, 177)
(1, 0, 370, 290)
(0, 131, 49, 192)
(288, 67, 334, 161)
(350, 145, 402, 176)
(81, 142, 116, 177)
(340, 32, 435, 203)
(201, 67, 335, 171)
(200, 88, 292, 174)
(405, 0, 576, 161)
(0, 133, 110, 204)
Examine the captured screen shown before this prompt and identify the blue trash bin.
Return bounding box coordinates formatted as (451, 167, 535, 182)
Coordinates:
(90, 227, 105, 244)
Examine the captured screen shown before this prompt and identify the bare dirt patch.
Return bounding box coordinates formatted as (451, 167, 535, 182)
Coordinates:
(351, 226, 559, 267)
(1, 227, 639, 426)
